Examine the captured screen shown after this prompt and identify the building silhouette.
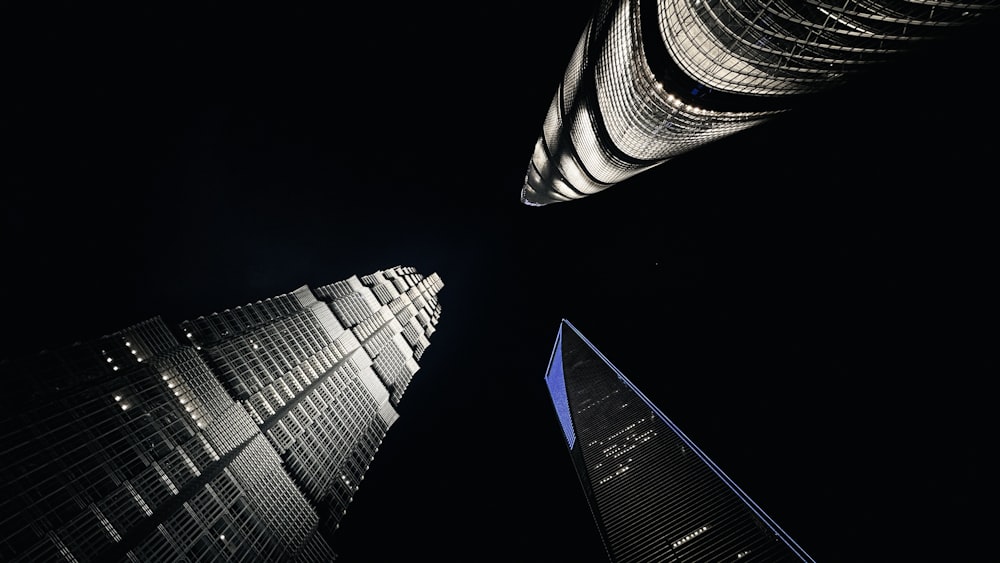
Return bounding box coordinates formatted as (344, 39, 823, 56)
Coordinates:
(544, 319, 813, 562)
(0, 266, 443, 562)
(521, 0, 999, 206)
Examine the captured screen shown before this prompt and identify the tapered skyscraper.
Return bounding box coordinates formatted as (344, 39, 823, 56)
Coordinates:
(544, 319, 813, 562)
(522, 0, 999, 205)
(0, 266, 442, 562)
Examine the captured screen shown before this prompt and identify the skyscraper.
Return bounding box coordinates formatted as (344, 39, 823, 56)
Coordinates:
(521, 0, 999, 206)
(544, 319, 813, 562)
(0, 266, 443, 562)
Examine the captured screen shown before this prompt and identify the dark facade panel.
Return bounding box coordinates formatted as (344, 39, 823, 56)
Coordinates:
(545, 319, 813, 562)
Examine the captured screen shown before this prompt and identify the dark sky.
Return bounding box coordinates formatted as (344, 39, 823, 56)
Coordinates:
(3, 2, 997, 562)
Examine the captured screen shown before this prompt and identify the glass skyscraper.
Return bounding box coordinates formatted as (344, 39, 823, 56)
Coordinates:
(0, 266, 443, 562)
(544, 319, 813, 562)
(522, 0, 999, 205)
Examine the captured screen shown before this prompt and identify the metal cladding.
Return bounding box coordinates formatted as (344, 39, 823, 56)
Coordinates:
(522, 0, 999, 205)
(544, 319, 814, 562)
(0, 266, 443, 562)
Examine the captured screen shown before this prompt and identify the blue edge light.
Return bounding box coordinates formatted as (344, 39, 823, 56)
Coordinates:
(545, 322, 576, 450)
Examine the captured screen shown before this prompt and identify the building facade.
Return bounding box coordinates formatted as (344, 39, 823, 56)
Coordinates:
(521, 0, 999, 205)
(544, 319, 813, 562)
(0, 266, 443, 562)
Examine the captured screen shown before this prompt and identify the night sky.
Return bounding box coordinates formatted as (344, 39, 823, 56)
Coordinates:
(3, 2, 997, 562)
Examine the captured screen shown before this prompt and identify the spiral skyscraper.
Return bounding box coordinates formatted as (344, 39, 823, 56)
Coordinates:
(522, 0, 999, 205)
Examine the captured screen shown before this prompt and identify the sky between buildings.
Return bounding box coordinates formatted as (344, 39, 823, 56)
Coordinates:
(3, 2, 997, 561)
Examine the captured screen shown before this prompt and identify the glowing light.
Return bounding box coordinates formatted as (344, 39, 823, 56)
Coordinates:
(816, 6, 875, 34)
(671, 525, 709, 548)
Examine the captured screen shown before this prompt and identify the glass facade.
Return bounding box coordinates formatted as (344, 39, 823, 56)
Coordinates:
(0, 266, 443, 562)
(522, 0, 1000, 205)
(544, 319, 813, 562)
